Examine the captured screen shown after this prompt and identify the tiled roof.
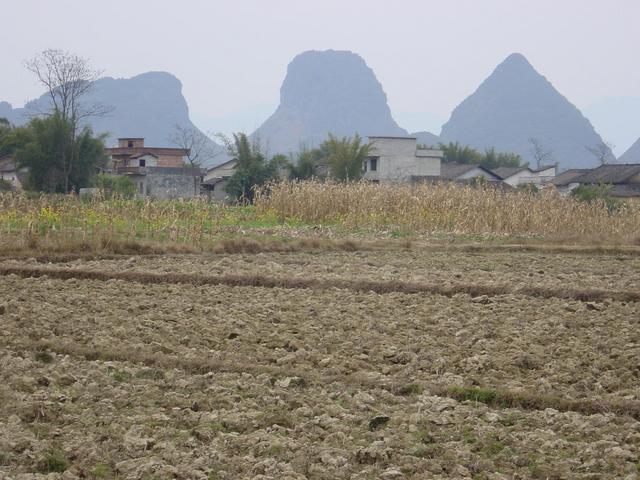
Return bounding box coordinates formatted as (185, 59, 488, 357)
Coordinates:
(573, 164, 640, 184)
(550, 169, 590, 186)
(491, 167, 527, 179)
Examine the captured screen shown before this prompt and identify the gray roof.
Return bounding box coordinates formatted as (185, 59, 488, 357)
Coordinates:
(441, 163, 497, 180)
(411, 175, 515, 191)
(609, 184, 640, 197)
(491, 166, 527, 179)
(0, 155, 16, 173)
(573, 164, 640, 184)
(550, 169, 590, 186)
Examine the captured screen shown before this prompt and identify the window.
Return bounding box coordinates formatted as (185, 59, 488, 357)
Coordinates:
(128, 141, 134, 148)
(370, 157, 378, 172)
(139, 158, 146, 167)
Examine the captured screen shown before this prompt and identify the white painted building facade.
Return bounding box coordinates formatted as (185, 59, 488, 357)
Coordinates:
(494, 165, 557, 187)
(363, 136, 442, 183)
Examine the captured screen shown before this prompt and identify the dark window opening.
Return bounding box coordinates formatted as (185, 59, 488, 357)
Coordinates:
(128, 141, 134, 148)
(370, 157, 378, 171)
(139, 159, 146, 167)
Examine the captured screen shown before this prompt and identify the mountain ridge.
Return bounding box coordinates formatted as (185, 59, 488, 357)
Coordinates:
(1, 71, 226, 167)
(252, 50, 407, 154)
(440, 53, 614, 169)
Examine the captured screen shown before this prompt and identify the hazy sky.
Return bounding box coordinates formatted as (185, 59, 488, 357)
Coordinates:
(2, 0, 639, 153)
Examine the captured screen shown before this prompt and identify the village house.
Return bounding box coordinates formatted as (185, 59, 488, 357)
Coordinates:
(201, 159, 237, 202)
(0, 155, 24, 190)
(555, 164, 640, 201)
(491, 165, 557, 187)
(439, 163, 502, 183)
(105, 138, 203, 199)
(363, 136, 443, 183)
(549, 169, 591, 195)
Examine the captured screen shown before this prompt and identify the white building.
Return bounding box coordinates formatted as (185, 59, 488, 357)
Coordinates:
(0, 155, 23, 190)
(202, 159, 238, 202)
(363, 136, 443, 183)
(492, 165, 556, 187)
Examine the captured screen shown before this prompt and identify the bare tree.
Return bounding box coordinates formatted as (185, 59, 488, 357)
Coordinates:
(169, 125, 224, 195)
(586, 141, 615, 166)
(528, 138, 553, 169)
(25, 49, 108, 192)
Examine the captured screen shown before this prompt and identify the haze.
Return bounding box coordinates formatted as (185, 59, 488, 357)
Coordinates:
(1, 0, 639, 154)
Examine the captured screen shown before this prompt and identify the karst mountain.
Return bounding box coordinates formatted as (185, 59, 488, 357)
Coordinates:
(440, 53, 614, 169)
(251, 50, 410, 154)
(0, 72, 225, 167)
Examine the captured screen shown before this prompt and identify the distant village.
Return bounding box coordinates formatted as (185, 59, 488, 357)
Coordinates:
(3, 135, 638, 203)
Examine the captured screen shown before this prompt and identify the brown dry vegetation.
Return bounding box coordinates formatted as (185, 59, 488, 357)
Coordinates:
(1, 246, 639, 479)
(256, 181, 640, 243)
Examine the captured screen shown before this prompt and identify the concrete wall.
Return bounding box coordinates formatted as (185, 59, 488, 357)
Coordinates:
(128, 154, 158, 167)
(204, 160, 237, 182)
(505, 166, 556, 186)
(205, 179, 232, 203)
(364, 137, 441, 182)
(118, 138, 145, 148)
(156, 155, 185, 168)
(124, 167, 201, 200)
(144, 172, 198, 199)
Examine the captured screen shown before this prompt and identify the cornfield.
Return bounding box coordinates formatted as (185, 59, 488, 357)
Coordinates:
(1, 181, 639, 253)
(255, 181, 640, 242)
(0, 193, 272, 252)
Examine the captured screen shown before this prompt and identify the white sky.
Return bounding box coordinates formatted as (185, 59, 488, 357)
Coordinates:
(1, 0, 639, 152)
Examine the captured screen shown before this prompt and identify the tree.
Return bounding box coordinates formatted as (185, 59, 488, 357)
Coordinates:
(12, 113, 106, 193)
(439, 142, 484, 165)
(586, 141, 614, 165)
(223, 133, 281, 203)
(25, 49, 107, 192)
(94, 173, 136, 198)
(439, 142, 523, 169)
(0, 118, 13, 156)
(319, 133, 371, 182)
(169, 125, 223, 195)
(288, 147, 324, 180)
(528, 138, 553, 169)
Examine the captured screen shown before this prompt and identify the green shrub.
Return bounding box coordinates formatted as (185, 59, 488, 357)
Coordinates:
(571, 183, 619, 212)
(35, 350, 54, 364)
(0, 179, 12, 192)
(94, 173, 136, 198)
(37, 449, 68, 473)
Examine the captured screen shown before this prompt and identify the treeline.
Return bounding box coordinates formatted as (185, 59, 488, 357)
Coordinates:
(0, 114, 106, 193)
(434, 142, 523, 169)
(223, 132, 372, 202)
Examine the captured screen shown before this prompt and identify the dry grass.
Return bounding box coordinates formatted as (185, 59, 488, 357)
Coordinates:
(256, 181, 640, 243)
(23, 338, 640, 421)
(442, 386, 640, 420)
(2, 264, 638, 303)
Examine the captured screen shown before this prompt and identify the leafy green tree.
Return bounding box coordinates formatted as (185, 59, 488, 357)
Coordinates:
(0, 118, 14, 156)
(570, 183, 619, 212)
(439, 142, 484, 164)
(94, 173, 136, 198)
(26, 49, 108, 192)
(439, 142, 523, 169)
(224, 133, 281, 203)
(481, 147, 523, 169)
(11, 113, 106, 193)
(319, 133, 371, 182)
(288, 148, 324, 180)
